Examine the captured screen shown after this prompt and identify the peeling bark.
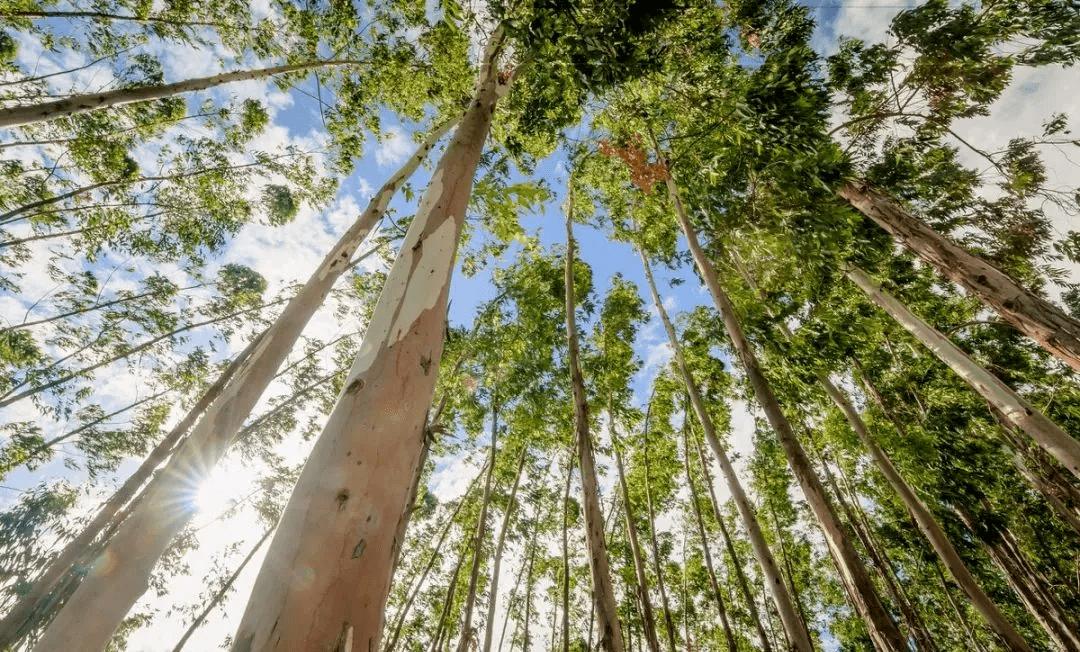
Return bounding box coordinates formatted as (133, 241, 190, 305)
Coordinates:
(225, 31, 510, 649)
(841, 182, 1080, 373)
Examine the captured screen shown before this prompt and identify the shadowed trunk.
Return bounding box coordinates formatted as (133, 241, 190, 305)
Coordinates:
(655, 150, 905, 651)
(847, 266, 1080, 480)
(952, 505, 1080, 652)
(637, 243, 811, 651)
(564, 203, 624, 652)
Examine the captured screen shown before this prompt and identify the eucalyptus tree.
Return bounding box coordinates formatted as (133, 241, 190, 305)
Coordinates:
(586, 275, 662, 652)
(28, 111, 453, 648)
(726, 242, 1038, 650)
(564, 186, 624, 651)
(818, 0, 1080, 372)
(228, 2, 683, 647)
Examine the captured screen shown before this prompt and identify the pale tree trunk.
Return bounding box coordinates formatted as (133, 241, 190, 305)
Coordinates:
(840, 182, 1080, 373)
(223, 34, 511, 650)
(984, 406, 1080, 536)
(481, 446, 527, 652)
(171, 528, 273, 652)
(561, 448, 573, 652)
(611, 414, 663, 652)
(952, 506, 1080, 652)
(655, 159, 906, 651)
(830, 462, 938, 652)
(846, 266, 1080, 480)
(731, 252, 953, 649)
(431, 535, 470, 652)
(933, 561, 989, 652)
(637, 245, 812, 652)
(522, 529, 538, 652)
(819, 364, 1034, 651)
(681, 419, 737, 651)
(0, 334, 260, 649)
(694, 433, 773, 652)
(384, 465, 486, 652)
(642, 420, 678, 652)
(564, 205, 624, 652)
(456, 398, 500, 652)
(813, 451, 929, 651)
(767, 502, 812, 636)
(0, 61, 356, 128)
(33, 108, 460, 652)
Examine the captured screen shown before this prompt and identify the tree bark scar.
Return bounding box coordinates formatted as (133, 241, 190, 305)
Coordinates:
(336, 622, 354, 652)
(420, 355, 432, 375)
(346, 378, 364, 394)
(352, 538, 366, 559)
(336, 489, 350, 511)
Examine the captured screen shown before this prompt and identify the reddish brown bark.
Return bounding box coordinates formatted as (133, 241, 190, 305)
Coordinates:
(226, 31, 511, 651)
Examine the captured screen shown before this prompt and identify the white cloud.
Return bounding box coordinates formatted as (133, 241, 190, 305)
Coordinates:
(375, 126, 412, 167)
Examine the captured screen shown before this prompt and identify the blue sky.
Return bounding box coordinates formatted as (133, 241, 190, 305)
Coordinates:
(2, 1, 1078, 648)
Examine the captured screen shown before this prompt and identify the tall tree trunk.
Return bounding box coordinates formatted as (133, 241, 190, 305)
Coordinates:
(983, 406, 1080, 536)
(829, 461, 938, 652)
(223, 33, 510, 651)
(171, 528, 273, 652)
(813, 452, 927, 651)
(0, 334, 260, 649)
(654, 157, 906, 651)
(681, 418, 737, 651)
(846, 266, 1080, 480)
(564, 204, 624, 652)
(952, 506, 1080, 652)
(840, 182, 1080, 373)
(835, 361, 1035, 651)
(0, 61, 356, 128)
(694, 433, 773, 652)
(431, 534, 471, 652)
(561, 448, 574, 652)
(767, 501, 812, 638)
(482, 446, 528, 652)
(642, 415, 678, 652)
(933, 560, 989, 652)
(523, 529, 538, 652)
(611, 414, 663, 652)
(33, 108, 460, 652)
(456, 398, 500, 652)
(637, 244, 811, 652)
(384, 466, 485, 652)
